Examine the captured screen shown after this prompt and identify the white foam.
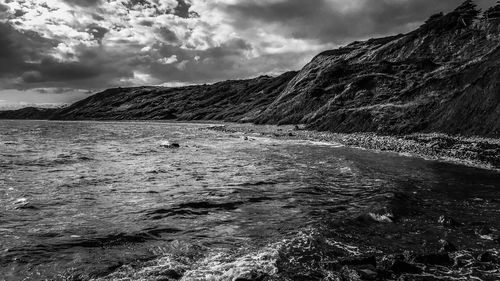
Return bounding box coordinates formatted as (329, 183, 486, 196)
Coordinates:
(368, 212, 393, 223)
(306, 140, 343, 147)
(14, 198, 27, 204)
(340, 167, 352, 173)
(181, 249, 278, 281)
(91, 247, 279, 281)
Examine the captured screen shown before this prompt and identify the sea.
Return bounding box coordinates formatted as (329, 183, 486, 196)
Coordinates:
(0, 120, 499, 281)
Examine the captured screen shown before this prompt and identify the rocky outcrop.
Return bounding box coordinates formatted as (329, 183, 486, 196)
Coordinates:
(2, 1, 500, 137)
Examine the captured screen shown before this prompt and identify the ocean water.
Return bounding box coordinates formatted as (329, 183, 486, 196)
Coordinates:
(0, 120, 499, 281)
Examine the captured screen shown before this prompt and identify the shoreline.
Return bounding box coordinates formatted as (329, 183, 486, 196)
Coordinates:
(204, 123, 500, 172)
(2, 118, 498, 171)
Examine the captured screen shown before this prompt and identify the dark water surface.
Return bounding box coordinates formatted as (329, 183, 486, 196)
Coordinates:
(0, 120, 499, 281)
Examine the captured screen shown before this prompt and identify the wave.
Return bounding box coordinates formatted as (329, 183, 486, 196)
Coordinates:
(16, 187, 498, 281)
(86, 241, 279, 281)
(7, 152, 95, 168)
(1, 227, 182, 265)
(145, 200, 245, 220)
(227, 180, 278, 187)
(177, 201, 243, 210)
(86, 228, 366, 281)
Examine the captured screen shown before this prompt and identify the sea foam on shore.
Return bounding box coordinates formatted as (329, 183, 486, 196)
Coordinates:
(205, 123, 500, 171)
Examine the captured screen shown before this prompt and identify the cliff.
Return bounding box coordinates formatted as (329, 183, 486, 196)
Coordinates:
(3, 2, 500, 137)
(254, 2, 500, 137)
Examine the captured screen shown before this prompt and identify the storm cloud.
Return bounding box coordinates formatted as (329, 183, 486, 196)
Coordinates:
(0, 0, 495, 105)
(220, 0, 487, 43)
(61, 0, 101, 7)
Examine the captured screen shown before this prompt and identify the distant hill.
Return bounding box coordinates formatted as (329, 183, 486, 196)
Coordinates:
(2, 1, 500, 137)
(50, 72, 297, 122)
(0, 107, 57, 120)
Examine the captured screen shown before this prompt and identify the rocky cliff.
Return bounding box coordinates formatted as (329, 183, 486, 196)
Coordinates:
(254, 1, 500, 137)
(3, 1, 500, 137)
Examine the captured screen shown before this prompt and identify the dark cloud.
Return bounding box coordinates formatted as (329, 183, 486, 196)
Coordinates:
(0, 24, 19, 62)
(119, 0, 197, 18)
(221, 0, 493, 44)
(91, 13, 105, 21)
(138, 20, 154, 27)
(21, 71, 43, 83)
(143, 38, 272, 83)
(13, 9, 26, 18)
(0, 23, 56, 75)
(21, 70, 43, 83)
(174, 0, 190, 18)
(0, 22, 133, 89)
(86, 24, 108, 42)
(157, 27, 179, 43)
(174, 0, 199, 18)
(122, 0, 150, 10)
(16, 46, 136, 89)
(0, 3, 8, 12)
(61, 0, 101, 7)
(30, 58, 103, 82)
(0, 3, 11, 21)
(129, 0, 149, 6)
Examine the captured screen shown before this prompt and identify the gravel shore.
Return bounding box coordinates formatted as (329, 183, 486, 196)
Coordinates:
(205, 123, 500, 171)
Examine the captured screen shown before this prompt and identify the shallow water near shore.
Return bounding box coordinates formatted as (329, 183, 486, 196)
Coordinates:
(1, 120, 499, 281)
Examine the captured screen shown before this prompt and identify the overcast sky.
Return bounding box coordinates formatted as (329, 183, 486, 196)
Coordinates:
(0, 0, 494, 107)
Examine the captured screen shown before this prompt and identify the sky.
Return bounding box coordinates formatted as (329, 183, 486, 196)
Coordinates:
(0, 0, 494, 108)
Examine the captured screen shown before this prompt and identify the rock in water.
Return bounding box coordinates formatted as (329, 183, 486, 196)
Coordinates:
(415, 253, 453, 266)
(160, 141, 180, 149)
(439, 239, 458, 253)
(357, 269, 377, 280)
(478, 252, 497, 263)
(438, 215, 462, 227)
(390, 260, 422, 274)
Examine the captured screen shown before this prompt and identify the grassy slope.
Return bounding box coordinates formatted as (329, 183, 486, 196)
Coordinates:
(51, 72, 297, 122)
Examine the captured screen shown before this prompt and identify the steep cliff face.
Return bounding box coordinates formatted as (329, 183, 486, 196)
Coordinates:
(3, 2, 500, 137)
(254, 4, 500, 137)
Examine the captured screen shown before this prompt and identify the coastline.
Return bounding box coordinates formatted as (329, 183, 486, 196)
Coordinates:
(204, 123, 500, 172)
(3, 118, 498, 171)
